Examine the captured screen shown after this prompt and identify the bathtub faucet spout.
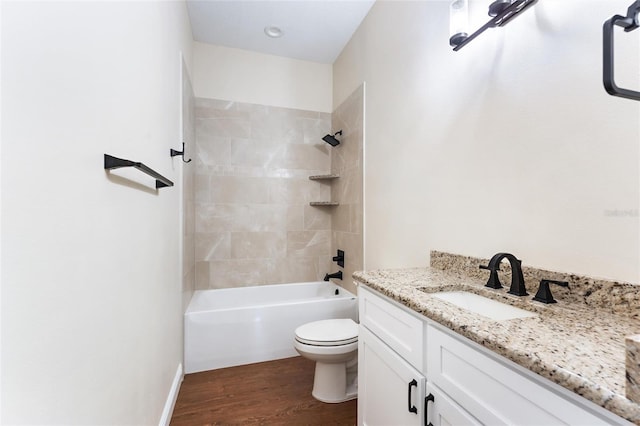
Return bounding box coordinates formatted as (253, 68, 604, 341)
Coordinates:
(324, 271, 343, 281)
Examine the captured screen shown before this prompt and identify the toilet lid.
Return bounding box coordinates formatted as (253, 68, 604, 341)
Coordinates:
(295, 319, 358, 346)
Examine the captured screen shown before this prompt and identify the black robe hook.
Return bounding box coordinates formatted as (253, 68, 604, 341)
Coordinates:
(170, 142, 192, 163)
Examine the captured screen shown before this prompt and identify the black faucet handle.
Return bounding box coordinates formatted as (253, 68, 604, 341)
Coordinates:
(332, 249, 345, 267)
(479, 264, 500, 271)
(533, 279, 569, 304)
(480, 265, 503, 289)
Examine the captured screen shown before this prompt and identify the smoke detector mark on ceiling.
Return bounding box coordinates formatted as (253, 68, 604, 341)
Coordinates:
(264, 26, 284, 38)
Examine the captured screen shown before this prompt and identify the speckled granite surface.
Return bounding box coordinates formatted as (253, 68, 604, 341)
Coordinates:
(629, 335, 640, 404)
(431, 251, 640, 315)
(353, 253, 640, 424)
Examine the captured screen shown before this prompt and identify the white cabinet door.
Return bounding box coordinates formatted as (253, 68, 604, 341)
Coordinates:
(425, 382, 480, 426)
(359, 326, 425, 426)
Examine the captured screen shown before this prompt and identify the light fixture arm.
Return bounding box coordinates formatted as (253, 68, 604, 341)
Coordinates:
(623, 1, 640, 30)
(451, 0, 538, 51)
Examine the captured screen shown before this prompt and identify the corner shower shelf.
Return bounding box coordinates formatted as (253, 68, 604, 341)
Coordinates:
(309, 201, 340, 206)
(309, 173, 339, 206)
(309, 174, 340, 181)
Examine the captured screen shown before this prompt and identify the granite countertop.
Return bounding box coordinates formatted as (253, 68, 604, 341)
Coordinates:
(353, 264, 640, 425)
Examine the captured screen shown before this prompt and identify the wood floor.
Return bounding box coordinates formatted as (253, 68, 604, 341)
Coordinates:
(170, 356, 357, 425)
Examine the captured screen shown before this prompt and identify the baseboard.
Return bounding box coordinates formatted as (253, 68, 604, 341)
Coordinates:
(159, 363, 183, 426)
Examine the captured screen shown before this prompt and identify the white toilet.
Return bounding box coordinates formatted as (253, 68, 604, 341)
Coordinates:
(294, 318, 358, 403)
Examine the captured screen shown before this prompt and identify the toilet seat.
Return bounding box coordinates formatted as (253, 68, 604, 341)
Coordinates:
(295, 319, 358, 347)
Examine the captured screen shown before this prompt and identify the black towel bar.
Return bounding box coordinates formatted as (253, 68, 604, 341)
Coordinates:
(603, 1, 640, 101)
(104, 154, 174, 189)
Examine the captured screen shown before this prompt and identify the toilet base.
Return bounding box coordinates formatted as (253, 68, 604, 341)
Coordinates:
(311, 360, 358, 403)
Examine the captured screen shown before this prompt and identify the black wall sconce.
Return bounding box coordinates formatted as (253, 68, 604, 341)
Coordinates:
(450, 0, 538, 51)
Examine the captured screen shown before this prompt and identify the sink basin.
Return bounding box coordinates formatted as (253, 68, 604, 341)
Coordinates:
(432, 291, 537, 320)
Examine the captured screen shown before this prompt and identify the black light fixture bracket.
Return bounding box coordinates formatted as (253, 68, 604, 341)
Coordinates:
(603, 1, 640, 101)
(451, 0, 538, 51)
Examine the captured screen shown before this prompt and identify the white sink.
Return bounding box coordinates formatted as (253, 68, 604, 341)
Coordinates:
(432, 291, 537, 320)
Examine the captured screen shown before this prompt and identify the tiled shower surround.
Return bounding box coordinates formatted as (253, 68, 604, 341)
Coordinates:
(194, 98, 334, 288)
(330, 85, 364, 295)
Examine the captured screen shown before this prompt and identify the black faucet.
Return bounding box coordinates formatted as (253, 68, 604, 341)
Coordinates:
(324, 271, 343, 281)
(479, 252, 528, 296)
(533, 279, 569, 304)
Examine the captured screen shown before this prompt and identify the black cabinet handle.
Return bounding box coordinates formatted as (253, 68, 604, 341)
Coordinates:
(424, 393, 435, 426)
(407, 379, 418, 414)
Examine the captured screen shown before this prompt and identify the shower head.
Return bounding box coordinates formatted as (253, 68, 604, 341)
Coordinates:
(322, 130, 342, 147)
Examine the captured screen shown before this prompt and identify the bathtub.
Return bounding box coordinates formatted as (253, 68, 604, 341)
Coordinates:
(184, 281, 358, 373)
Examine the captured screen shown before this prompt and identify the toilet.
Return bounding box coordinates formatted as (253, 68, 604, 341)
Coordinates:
(294, 318, 358, 403)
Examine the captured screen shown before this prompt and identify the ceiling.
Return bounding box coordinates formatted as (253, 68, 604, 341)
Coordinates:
(186, 0, 376, 64)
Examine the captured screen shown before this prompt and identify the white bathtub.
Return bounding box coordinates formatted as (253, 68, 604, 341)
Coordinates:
(184, 281, 358, 373)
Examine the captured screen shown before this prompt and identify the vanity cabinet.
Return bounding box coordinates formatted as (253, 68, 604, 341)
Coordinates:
(358, 286, 426, 425)
(359, 326, 425, 426)
(358, 286, 631, 426)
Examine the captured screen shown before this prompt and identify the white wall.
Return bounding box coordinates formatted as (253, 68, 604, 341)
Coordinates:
(1, 1, 193, 424)
(194, 42, 333, 112)
(335, 0, 640, 283)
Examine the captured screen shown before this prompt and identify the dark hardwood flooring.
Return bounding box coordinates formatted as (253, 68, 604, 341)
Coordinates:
(170, 356, 357, 425)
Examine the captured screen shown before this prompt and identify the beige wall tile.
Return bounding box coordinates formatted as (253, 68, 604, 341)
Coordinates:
(332, 169, 362, 205)
(303, 205, 331, 230)
(195, 137, 232, 167)
(196, 232, 231, 261)
(208, 176, 271, 204)
(330, 85, 364, 294)
(287, 230, 331, 257)
(229, 138, 287, 169)
(301, 116, 332, 145)
(286, 205, 304, 231)
(195, 97, 334, 289)
(208, 258, 278, 288)
(249, 108, 303, 143)
(268, 177, 329, 204)
(197, 116, 251, 139)
(283, 144, 330, 171)
(196, 203, 290, 233)
(275, 257, 321, 284)
(331, 204, 351, 233)
(195, 261, 210, 290)
(317, 256, 334, 282)
(231, 232, 287, 259)
(183, 233, 195, 274)
(194, 174, 211, 203)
